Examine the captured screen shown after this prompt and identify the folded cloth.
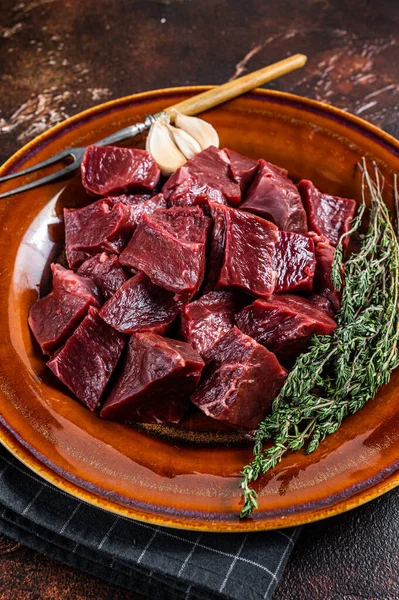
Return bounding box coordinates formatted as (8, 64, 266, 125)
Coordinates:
(0, 444, 300, 600)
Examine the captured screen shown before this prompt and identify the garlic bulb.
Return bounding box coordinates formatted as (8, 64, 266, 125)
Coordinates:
(146, 111, 219, 175)
(173, 111, 219, 151)
(146, 119, 186, 176)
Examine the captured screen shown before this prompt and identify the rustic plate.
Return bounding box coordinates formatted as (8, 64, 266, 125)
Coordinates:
(0, 88, 398, 532)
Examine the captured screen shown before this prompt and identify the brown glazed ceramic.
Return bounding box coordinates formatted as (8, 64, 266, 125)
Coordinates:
(0, 88, 398, 532)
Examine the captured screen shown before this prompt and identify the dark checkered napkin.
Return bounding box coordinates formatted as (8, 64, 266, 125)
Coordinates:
(0, 445, 300, 600)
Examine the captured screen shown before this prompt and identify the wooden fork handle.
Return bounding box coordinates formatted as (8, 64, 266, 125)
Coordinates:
(165, 54, 307, 118)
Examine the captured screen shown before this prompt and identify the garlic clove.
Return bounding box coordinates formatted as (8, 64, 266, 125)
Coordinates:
(173, 111, 219, 151)
(146, 119, 187, 176)
(166, 123, 202, 160)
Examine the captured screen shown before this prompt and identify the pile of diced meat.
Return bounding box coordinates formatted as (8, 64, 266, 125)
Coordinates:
(28, 144, 356, 430)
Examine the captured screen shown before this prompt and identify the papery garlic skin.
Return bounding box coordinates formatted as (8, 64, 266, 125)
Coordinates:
(173, 111, 219, 151)
(167, 124, 202, 160)
(146, 119, 186, 176)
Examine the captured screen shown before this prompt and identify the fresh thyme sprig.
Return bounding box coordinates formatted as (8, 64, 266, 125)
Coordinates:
(240, 160, 399, 518)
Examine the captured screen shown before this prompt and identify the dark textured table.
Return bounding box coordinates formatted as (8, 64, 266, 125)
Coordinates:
(0, 1, 398, 598)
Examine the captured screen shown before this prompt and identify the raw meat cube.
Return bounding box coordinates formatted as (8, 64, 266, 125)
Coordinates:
(146, 205, 210, 241)
(106, 193, 167, 228)
(298, 179, 356, 247)
(223, 148, 257, 193)
(48, 307, 126, 411)
(274, 231, 315, 292)
(100, 333, 204, 424)
(180, 291, 245, 356)
(51, 263, 102, 302)
(162, 146, 241, 207)
(191, 327, 287, 429)
(241, 159, 308, 233)
(310, 232, 341, 312)
(28, 264, 101, 355)
(81, 145, 160, 196)
(236, 294, 336, 364)
(77, 253, 128, 300)
(64, 200, 133, 269)
(63, 203, 91, 268)
(119, 206, 211, 296)
(208, 204, 278, 298)
(99, 272, 180, 335)
(29, 293, 79, 355)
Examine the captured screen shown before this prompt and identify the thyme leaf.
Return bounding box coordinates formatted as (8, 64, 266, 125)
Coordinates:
(239, 160, 399, 518)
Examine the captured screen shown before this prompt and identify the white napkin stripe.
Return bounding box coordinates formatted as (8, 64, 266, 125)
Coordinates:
(178, 533, 203, 577)
(137, 527, 159, 564)
(22, 487, 43, 516)
(264, 531, 296, 599)
(98, 516, 120, 550)
(59, 503, 81, 535)
(219, 533, 248, 593)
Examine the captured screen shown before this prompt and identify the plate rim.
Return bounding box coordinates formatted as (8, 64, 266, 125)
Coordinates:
(1, 420, 398, 532)
(0, 86, 398, 532)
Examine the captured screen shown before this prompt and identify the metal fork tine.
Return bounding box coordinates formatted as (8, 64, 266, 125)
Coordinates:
(0, 162, 78, 199)
(0, 148, 75, 183)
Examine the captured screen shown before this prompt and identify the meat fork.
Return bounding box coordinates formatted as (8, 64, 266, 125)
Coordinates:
(0, 54, 307, 200)
(0, 115, 163, 199)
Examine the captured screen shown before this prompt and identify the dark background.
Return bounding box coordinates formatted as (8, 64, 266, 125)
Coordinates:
(0, 1, 398, 598)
